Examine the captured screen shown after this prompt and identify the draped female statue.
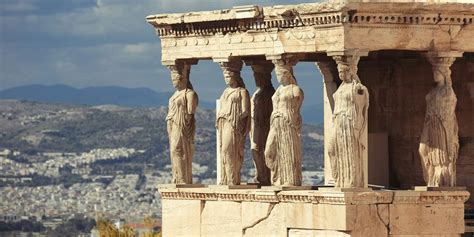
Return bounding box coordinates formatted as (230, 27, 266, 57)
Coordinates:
(250, 62, 274, 186)
(216, 61, 251, 185)
(419, 60, 458, 187)
(166, 63, 198, 184)
(328, 60, 369, 188)
(264, 60, 304, 186)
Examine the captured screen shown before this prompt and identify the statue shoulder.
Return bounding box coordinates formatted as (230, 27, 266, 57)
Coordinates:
(239, 87, 250, 97)
(291, 84, 303, 98)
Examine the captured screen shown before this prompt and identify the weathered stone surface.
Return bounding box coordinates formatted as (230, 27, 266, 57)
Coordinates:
(419, 52, 461, 187)
(249, 60, 274, 186)
(242, 202, 286, 237)
(161, 199, 202, 236)
(288, 229, 350, 237)
(148, 2, 474, 62)
(216, 60, 250, 185)
(265, 57, 304, 186)
(201, 201, 242, 236)
(166, 61, 198, 184)
(389, 204, 465, 235)
(360, 54, 474, 204)
(328, 52, 369, 188)
(159, 188, 469, 236)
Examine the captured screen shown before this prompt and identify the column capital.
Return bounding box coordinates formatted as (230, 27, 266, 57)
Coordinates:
(217, 58, 243, 72)
(422, 51, 464, 68)
(213, 56, 242, 63)
(244, 59, 274, 73)
(265, 54, 304, 65)
(326, 49, 369, 57)
(315, 60, 338, 83)
(162, 59, 198, 67)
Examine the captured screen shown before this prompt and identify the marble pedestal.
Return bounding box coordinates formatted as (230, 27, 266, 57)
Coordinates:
(158, 186, 469, 237)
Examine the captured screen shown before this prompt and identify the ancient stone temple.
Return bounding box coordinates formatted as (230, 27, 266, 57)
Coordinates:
(147, 0, 473, 236)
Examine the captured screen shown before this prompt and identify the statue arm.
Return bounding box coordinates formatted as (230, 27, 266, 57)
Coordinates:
(292, 86, 304, 107)
(292, 86, 304, 128)
(241, 89, 250, 119)
(354, 84, 368, 132)
(186, 90, 198, 115)
(241, 89, 251, 135)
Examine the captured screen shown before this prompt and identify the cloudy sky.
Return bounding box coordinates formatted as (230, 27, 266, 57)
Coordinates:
(0, 0, 324, 103)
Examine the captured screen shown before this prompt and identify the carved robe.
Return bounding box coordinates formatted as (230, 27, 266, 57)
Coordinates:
(265, 84, 303, 186)
(250, 86, 274, 185)
(328, 82, 369, 188)
(217, 87, 250, 185)
(419, 86, 458, 186)
(166, 89, 197, 184)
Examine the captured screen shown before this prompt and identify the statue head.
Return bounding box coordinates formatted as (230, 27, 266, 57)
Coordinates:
(168, 63, 193, 91)
(337, 63, 352, 83)
(274, 60, 297, 86)
(221, 60, 245, 88)
(251, 63, 274, 88)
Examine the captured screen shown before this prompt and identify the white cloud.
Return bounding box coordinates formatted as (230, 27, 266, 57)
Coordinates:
(0, 0, 323, 104)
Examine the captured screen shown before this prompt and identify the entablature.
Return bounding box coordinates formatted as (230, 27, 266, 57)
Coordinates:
(146, 1, 474, 63)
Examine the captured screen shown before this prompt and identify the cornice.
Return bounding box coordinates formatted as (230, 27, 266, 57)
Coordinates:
(146, 2, 473, 38)
(158, 188, 470, 205)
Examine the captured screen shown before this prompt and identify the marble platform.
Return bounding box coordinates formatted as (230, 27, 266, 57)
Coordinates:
(158, 186, 470, 237)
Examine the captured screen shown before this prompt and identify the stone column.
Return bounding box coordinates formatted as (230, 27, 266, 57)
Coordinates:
(419, 51, 463, 187)
(214, 57, 250, 185)
(327, 50, 369, 188)
(315, 60, 339, 186)
(245, 60, 275, 186)
(164, 59, 198, 184)
(264, 55, 304, 186)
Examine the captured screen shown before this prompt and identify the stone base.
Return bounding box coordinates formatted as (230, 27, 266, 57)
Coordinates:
(208, 184, 260, 190)
(413, 186, 467, 191)
(158, 184, 207, 189)
(158, 187, 470, 237)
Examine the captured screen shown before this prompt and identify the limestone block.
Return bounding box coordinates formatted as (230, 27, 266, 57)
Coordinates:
(312, 204, 351, 230)
(389, 204, 465, 235)
(200, 201, 242, 237)
(389, 235, 459, 237)
(348, 204, 388, 237)
(162, 199, 202, 237)
(284, 202, 315, 229)
(242, 203, 286, 237)
(288, 229, 350, 237)
(241, 202, 272, 229)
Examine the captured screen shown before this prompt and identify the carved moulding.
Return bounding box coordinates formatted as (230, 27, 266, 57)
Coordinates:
(159, 188, 470, 205)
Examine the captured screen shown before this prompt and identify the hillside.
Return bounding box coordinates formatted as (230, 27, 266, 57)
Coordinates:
(0, 85, 322, 123)
(0, 100, 324, 179)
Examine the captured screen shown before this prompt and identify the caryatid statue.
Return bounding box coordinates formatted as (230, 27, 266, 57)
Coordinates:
(419, 54, 460, 187)
(328, 55, 369, 188)
(216, 60, 251, 185)
(249, 61, 275, 186)
(166, 61, 198, 184)
(264, 58, 304, 186)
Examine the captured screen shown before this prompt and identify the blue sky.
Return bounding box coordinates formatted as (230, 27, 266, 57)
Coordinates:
(0, 0, 324, 103)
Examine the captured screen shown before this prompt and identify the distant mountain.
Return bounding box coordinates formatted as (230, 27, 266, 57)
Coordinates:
(0, 84, 175, 108)
(0, 84, 323, 123)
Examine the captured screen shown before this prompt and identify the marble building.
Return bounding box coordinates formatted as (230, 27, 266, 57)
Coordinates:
(146, 0, 474, 236)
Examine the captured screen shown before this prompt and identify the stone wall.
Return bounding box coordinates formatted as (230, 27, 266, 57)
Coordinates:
(359, 52, 474, 204)
(159, 187, 469, 237)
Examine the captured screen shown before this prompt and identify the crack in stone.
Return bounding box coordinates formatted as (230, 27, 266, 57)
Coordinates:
(242, 203, 276, 235)
(375, 191, 394, 235)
